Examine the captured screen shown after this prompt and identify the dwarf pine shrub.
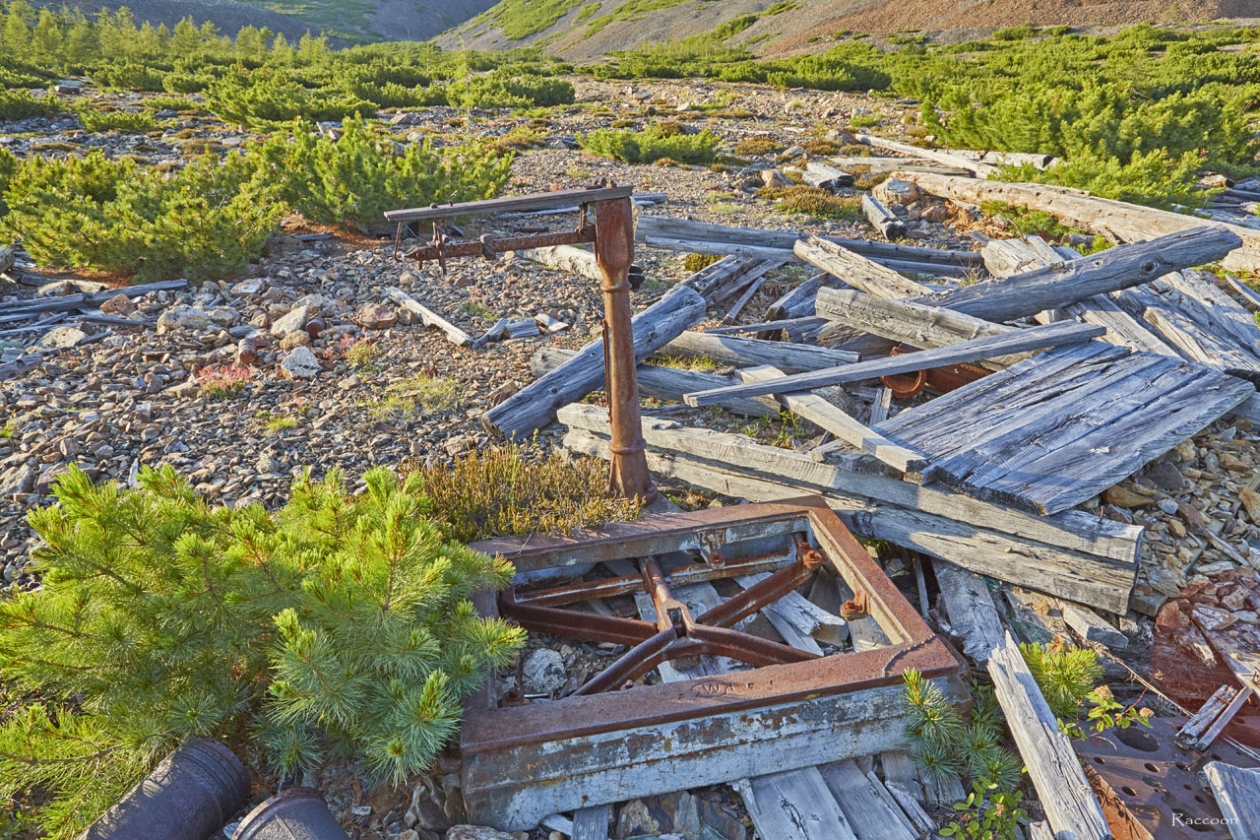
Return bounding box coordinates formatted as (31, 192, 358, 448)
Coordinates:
(582, 123, 721, 164)
(0, 464, 524, 838)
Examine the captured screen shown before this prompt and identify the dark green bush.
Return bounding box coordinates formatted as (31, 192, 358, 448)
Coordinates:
(0, 464, 524, 837)
(76, 105, 157, 132)
(447, 71, 575, 109)
(0, 88, 61, 120)
(582, 123, 721, 164)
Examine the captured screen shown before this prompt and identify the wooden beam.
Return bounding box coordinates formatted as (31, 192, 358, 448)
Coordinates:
(935, 563, 1004, 664)
(484, 283, 705, 439)
(855, 135, 1000, 177)
(913, 226, 1243, 323)
(683, 322, 1105, 407)
(794, 236, 931, 299)
(385, 287, 475, 347)
(384, 185, 634, 223)
(898, 171, 1260, 274)
(738, 366, 930, 475)
(659, 330, 859, 372)
(988, 632, 1110, 840)
(861, 194, 907, 241)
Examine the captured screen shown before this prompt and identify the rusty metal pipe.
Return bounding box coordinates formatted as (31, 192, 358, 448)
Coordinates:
(233, 788, 350, 840)
(574, 627, 681, 695)
(595, 197, 656, 504)
(499, 590, 658, 646)
(78, 737, 249, 840)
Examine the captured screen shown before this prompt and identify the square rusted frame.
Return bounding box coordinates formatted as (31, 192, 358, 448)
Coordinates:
(463, 496, 967, 830)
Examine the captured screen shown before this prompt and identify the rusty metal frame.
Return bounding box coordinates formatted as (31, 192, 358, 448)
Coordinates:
(462, 497, 967, 830)
(384, 184, 654, 502)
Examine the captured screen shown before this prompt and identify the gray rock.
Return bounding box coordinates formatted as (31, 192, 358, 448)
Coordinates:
(0, 462, 36, 496)
(157, 305, 212, 333)
(270, 305, 313, 338)
(522, 648, 567, 695)
(1158, 498, 1180, 515)
(39, 326, 88, 349)
(446, 827, 516, 840)
(230, 278, 267, 296)
(278, 345, 320, 379)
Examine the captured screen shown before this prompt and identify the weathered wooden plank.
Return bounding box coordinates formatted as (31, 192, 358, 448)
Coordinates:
(1061, 603, 1128, 649)
(677, 255, 783, 305)
(660, 330, 859, 372)
(0, 352, 43, 383)
(856, 135, 999, 177)
(484, 283, 705, 438)
(935, 563, 1004, 664)
(558, 404, 1143, 565)
(1065, 292, 1177, 355)
(532, 346, 778, 418)
(861, 194, 907, 241)
(737, 769, 859, 840)
(764, 274, 826, 321)
(795, 236, 931, 299)
(571, 804, 612, 840)
(683, 322, 1105, 407)
(988, 632, 1111, 840)
(989, 368, 1254, 514)
(633, 215, 984, 268)
(384, 185, 633, 223)
(818, 760, 916, 840)
(982, 235, 1062, 278)
(739, 365, 930, 475)
(911, 227, 1243, 323)
(561, 422, 1138, 613)
(385, 287, 475, 347)
(1204, 762, 1260, 840)
(720, 275, 765, 324)
(898, 171, 1260, 274)
(1162, 269, 1260, 355)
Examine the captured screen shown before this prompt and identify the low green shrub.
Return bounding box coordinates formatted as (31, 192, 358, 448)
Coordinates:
(447, 71, 574, 109)
(0, 465, 524, 837)
(0, 88, 62, 120)
(758, 185, 863, 221)
(733, 136, 783, 156)
(582, 123, 721, 164)
(89, 61, 166, 92)
(75, 105, 157, 133)
(0, 147, 16, 216)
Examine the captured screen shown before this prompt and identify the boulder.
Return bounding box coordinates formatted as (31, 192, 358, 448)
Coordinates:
(278, 345, 320, 379)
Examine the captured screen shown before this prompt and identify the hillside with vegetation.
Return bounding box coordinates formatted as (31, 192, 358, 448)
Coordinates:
(438, 0, 1260, 59)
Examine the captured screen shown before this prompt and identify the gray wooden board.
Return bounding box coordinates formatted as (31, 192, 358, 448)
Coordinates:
(1204, 762, 1260, 840)
(875, 344, 1256, 515)
(936, 563, 1004, 664)
(572, 804, 612, 840)
(818, 760, 916, 840)
(738, 769, 859, 840)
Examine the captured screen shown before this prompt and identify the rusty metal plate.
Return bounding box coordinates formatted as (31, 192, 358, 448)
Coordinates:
(1076, 717, 1258, 839)
(462, 497, 967, 830)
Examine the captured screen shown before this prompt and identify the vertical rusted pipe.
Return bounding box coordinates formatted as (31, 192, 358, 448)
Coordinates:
(77, 737, 249, 840)
(594, 196, 656, 503)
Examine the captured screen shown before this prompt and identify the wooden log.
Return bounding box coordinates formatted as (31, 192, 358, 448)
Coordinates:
(0, 352, 43, 383)
(484, 284, 705, 439)
(856, 135, 1000, 177)
(935, 563, 1004, 664)
(677, 255, 782, 305)
(1065, 293, 1176, 355)
(764, 274, 826, 321)
(633, 215, 984, 268)
(659, 330, 859, 373)
(794, 236, 931, 299)
(1061, 603, 1128, 649)
(683, 322, 1105, 407)
(532, 347, 779, 417)
(385, 287, 474, 347)
(802, 162, 854, 191)
(720, 275, 764, 324)
(1204, 762, 1260, 839)
(988, 632, 1111, 840)
(0, 279, 188, 316)
(738, 365, 930, 475)
(981, 235, 1063, 278)
(829, 155, 973, 176)
(706, 317, 829, 338)
(861, 194, 907, 241)
(518, 244, 643, 285)
(571, 805, 612, 840)
(898, 171, 1260, 274)
(814, 287, 1018, 370)
(912, 226, 1243, 323)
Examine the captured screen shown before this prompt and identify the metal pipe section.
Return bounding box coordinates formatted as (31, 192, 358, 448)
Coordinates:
(594, 196, 656, 504)
(77, 737, 249, 840)
(233, 788, 350, 840)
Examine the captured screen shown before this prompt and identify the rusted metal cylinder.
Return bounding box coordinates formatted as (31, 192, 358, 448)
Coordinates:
(594, 196, 656, 504)
(77, 737, 249, 840)
(233, 788, 350, 840)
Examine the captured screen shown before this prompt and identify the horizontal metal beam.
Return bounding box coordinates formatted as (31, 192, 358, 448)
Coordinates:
(385, 185, 635, 223)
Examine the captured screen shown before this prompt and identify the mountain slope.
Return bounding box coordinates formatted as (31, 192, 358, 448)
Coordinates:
(30, 0, 498, 43)
(437, 0, 1258, 60)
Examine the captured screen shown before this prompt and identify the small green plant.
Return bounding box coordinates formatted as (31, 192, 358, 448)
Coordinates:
(408, 444, 643, 543)
(197, 363, 253, 398)
(581, 123, 721, 164)
(0, 418, 16, 438)
(734, 136, 784, 156)
(344, 339, 378, 367)
(263, 415, 298, 435)
(802, 138, 842, 155)
(683, 252, 722, 272)
(369, 374, 459, 421)
(758, 185, 863, 221)
(940, 782, 1027, 840)
(1021, 637, 1152, 737)
(75, 106, 157, 133)
(848, 114, 882, 129)
(653, 354, 722, 373)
